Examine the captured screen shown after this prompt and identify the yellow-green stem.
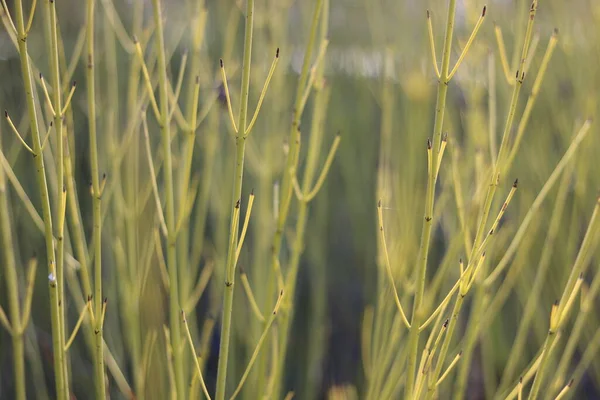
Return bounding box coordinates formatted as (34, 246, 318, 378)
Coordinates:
(404, 1, 457, 397)
(12, 1, 67, 398)
(215, 0, 255, 398)
(85, 0, 107, 398)
(149, 0, 184, 396)
(0, 139, 26, 400)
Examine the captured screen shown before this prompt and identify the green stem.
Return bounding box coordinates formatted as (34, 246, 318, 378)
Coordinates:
(269, 1, 323, 396)
(215, 0, 254, 397)
(85, 0, 107, 398)
(0, 140, 26, 400)
(150, 0, 185, 396)
(45, 0, 69, 393)
(12, 1, 67, 398)
(404, 1, 457, 397)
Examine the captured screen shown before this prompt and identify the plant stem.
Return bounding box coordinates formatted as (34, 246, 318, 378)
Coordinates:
(12, 1, 67, 398)
(269, 1, 323, 396)
(85, 0, 107, 398)
(215, 1, 255, 397)
(45, 0, 69, 393)
(404, 1, 457, 397)
(150, 0, 185, 396)
(0, 139, 26, 400)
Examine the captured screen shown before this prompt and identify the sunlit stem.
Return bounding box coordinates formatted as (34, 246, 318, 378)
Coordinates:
(168, 50, 188, 123)
(133, 39, 160, 120)
(235, 192, 255, 265)
(65, 302, 91, 351)
(142, 112, 168, 236)
(436, 133, 448, 177)
(292, 133, 341, 203)
(419, 279, 460, 331)
(61, 81, 77, 115)
(39, 74, 56, 116)
(377, 201, 411, 329)
(0, 306, 11, 332)
(40, 121, 54, 152)
(240, 268, 266, 323)
(447, 6, 486, 81)
(219, 58, 238, 133)
(245, 48, 280, 136)
(25, 0, 37, 33)
(426, 10, 440, 78)
(298, 39, 329, 116)
(19, 258, 37, 332)
(494, 24, 513, 84)
(182, 311, 212, 400)
(436, 351, 462, 387)
(229, 291, 284, 400)
(4, 112, 34, 154)
(554, 379, 574, 400)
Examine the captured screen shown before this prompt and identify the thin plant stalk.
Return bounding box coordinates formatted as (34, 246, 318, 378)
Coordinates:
(84, 0, 107, 397)
(0, 137, 26, 400)
(149, 0, 185, 396)
(275, 10, 334, 396)
(44, 0, 70, 393)
(215, 0, 256, 398)
(405, 1, 458, 396)
(11, 1, 68, 397)
(268, 1, 323, 396)
(528, 197, 600, 399)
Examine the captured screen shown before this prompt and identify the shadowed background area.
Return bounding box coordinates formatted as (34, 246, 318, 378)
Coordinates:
(1, 0, 600, 399)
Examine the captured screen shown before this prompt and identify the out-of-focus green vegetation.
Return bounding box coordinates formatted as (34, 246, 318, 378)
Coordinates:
(0, 0, 599, 399)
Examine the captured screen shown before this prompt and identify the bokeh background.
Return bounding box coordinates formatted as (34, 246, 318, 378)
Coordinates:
(1, 0, 600, 399)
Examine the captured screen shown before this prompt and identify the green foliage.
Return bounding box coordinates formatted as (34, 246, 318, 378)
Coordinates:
(0, 0, 599, 399)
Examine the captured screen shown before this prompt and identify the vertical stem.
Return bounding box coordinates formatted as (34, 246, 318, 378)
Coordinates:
(215, 0, 254, 398)
(0, 140, 26, 400)
(150, 0, 184, 396)
(85, 0, 106, 398)
(12, 1, 67, 398)
(45, 0, 68, 393)
(404, 1, 457, 397)
(269, 1, 323, 396)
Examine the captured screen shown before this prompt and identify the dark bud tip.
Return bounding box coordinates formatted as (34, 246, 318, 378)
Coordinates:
(220, 58, 224, 68)
(50, 121, 54, 127)
(280, 289, 284, 296)
(459, 350, 463, 356)
(378, 199, 382, 208)
(482, 252, 486, 257)
(102, 173, 106, 180)
(568, 378, 574, 387)
(72, 80, 77, 87)
(554, 299, 559, 306)
(513, 179, 519, 187)
(482, 6, 487, 16)
(553, 28, 559, 35)
(235, 199, 240, 209)
(4, 110, 7, 118)
(251, 188, 255, 196)
(195, 76, 199, 84)
(104, 297, 108, 303)
(132, 35, 139, 44)
(519, 377, 523, 383)
(579, 272, 584, 279)
(63, 185, 66, 193)
(427, 10, 430, 18)
(39, 72, 43, 79)
(443, 319, 449, 328)
(516, 70, 519, 79)
(239, 264, 246, 274)
(276, 48, 280, 58)
(427, 139, 432, 150)
(442, 132, 448, 142)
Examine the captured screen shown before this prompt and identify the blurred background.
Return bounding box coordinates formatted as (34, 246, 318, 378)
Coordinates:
(1, 0, 600, 399)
